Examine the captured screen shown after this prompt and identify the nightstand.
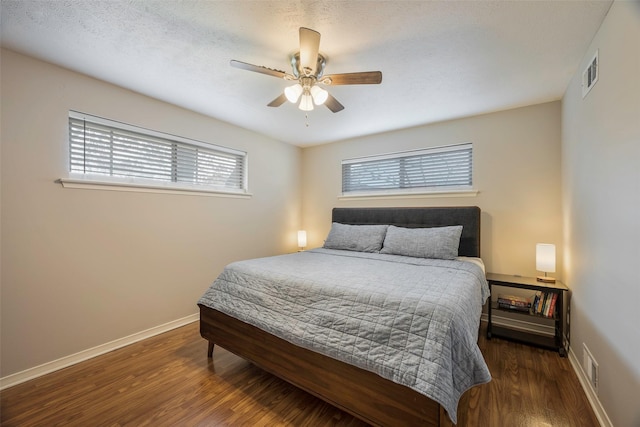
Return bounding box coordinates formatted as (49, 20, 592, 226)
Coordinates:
(486, 272, 569, 356)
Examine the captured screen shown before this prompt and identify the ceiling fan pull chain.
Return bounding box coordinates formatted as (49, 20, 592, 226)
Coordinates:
(305, 113, 309, 127)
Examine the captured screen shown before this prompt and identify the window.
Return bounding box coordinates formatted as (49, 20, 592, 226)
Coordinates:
(66, 111, 247, 195)
(342, 143, 473, 196)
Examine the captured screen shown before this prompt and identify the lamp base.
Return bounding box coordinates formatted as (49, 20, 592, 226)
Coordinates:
(537, 276, 556, 283)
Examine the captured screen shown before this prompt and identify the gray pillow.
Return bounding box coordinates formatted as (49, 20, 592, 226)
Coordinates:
(380, 225, 463, 260)
(323, 223, 389, 253)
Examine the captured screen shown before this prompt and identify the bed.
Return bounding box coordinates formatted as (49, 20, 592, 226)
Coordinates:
(198, 206, 490, 426)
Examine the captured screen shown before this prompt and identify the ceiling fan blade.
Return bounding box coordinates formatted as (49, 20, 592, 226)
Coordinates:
(299, 27, 321, 75)
(230, 60, 287, 79)
(322, 71, 382, 85)
(267, 93, 288, 107)
(324, 94, 344, 113)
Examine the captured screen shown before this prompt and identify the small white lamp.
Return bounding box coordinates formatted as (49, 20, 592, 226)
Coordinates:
(536, 243, 556, 283)
(297, 230, 307, 251)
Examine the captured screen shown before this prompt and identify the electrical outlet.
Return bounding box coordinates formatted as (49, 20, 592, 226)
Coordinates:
(583, 343, 599, 394)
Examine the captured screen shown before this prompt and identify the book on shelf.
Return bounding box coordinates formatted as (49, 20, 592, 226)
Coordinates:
(547, 292, 558, 317)
(496, 291, 558, 317)
(497, 294, 532, 313)
(532, 291, 542, 314)
(543, 293, 551, 316)
(531, 291, 558, 318)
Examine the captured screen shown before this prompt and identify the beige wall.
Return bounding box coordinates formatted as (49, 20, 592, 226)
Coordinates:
(301, 101, 563, 278)
(0, 49, 301, 377)
(562, 1, 640, 426)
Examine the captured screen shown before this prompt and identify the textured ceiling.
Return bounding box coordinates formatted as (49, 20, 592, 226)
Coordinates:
(1, 1, 612, 146)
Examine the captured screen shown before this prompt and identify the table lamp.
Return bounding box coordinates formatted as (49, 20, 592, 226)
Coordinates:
(297, 230, 307, 251)
(536, 243, 556, 283)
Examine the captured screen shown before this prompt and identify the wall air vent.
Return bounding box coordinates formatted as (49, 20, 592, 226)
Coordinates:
(582, 50, 599, 99)
(583, 343, 599, 394)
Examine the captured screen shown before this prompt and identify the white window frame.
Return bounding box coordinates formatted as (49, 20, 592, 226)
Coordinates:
(340, 143, 477, 200)
(59, 111, 251, 198)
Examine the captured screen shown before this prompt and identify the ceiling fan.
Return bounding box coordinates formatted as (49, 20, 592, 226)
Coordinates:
(231, 27, 382, 113)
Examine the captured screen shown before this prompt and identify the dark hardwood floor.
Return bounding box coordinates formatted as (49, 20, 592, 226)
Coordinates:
(1, 321, 599, 426)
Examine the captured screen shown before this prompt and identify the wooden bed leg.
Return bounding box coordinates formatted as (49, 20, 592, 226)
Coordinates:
(207, 341, 214, 358)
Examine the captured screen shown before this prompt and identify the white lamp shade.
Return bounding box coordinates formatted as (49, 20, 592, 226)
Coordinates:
(297, 230, 307, 248)
(536, 243, 556, 273)
(310, 85, 328, 105)
(299, 93, 314, 111)
(284, 84, 303, 103)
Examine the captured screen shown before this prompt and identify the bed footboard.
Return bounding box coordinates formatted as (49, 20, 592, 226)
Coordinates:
(199, 304, 467, 427)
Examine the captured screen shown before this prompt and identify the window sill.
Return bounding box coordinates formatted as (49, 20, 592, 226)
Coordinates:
(338, 189, 478, 201)
(57, 177, 252, 199)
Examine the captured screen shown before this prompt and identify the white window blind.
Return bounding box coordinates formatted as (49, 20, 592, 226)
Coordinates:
(68, 112, 247, 193)
(342, 143, 473, 194)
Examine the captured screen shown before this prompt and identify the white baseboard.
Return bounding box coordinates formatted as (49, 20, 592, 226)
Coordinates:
(567, 345, 613, 427)
(0, 313, 199, 391)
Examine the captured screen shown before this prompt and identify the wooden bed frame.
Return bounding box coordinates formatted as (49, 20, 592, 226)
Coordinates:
(199, 206, 482, 427)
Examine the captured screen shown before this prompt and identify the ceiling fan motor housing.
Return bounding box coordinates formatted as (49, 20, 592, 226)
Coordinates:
(291, 52, 326, 79)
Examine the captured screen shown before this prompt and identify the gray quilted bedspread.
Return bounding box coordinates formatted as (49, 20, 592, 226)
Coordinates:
(198, 248, 491, 423)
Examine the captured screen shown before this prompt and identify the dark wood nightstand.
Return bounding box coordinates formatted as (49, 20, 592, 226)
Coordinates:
(486, 272, 569, 356)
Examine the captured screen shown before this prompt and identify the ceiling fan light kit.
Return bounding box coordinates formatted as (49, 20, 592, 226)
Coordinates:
(231, 27, 382, 115)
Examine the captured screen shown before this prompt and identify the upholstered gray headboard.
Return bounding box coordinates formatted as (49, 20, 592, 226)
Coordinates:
(331, 206, 481, 258)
